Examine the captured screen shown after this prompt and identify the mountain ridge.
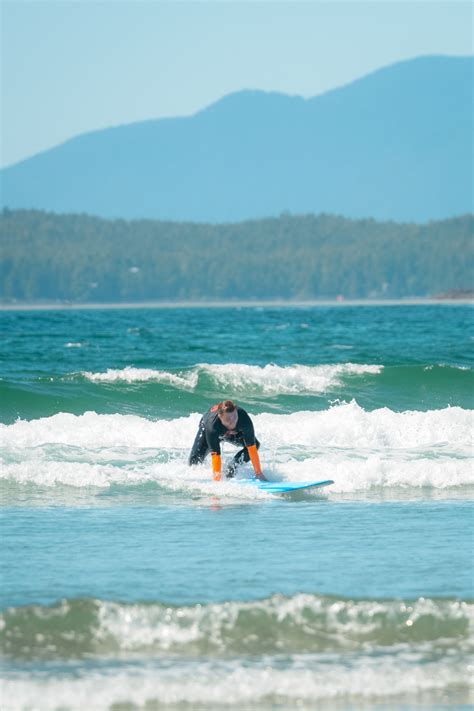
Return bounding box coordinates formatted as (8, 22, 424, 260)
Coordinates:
(2, 55, 472, 222)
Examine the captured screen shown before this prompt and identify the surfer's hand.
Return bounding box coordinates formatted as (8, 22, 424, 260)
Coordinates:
(256, 473, 267, 482)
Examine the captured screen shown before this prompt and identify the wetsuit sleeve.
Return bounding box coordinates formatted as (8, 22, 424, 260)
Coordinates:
(211, 453, 221, 481)
(238, 409, 263, 477)
(237, 409, 256, 447)
(247, 445, 263, 477)
(205, 422, 221, 455)
(205, 421, 222, 480)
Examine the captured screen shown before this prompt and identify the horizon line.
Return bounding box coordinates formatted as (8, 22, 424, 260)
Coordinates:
(1, 298, 473, 312)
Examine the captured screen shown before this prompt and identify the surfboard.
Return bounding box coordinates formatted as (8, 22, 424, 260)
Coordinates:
(237, 479, 334, 493)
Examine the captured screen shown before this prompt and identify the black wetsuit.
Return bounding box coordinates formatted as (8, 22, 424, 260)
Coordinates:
(188, 405, 260, 477)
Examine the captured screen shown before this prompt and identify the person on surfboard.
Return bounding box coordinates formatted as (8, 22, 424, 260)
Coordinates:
(188, 400, 266, 481)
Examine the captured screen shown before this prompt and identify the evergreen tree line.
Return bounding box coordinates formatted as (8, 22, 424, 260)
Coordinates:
(1, 209, 472, 302)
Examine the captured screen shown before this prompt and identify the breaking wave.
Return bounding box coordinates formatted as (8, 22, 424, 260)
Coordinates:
(80, 366, 199, 389)
(78, 362, 383, 395)
(0, 403, 472, 494)
(2, 593, 472, 660)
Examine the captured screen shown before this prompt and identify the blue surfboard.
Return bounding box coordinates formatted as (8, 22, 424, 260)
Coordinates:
(237, 479, 334, 493)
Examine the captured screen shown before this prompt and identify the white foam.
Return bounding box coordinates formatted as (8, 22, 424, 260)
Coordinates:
(275, 455, 474, 491)
(2, 402, 470, 451)
(2, 654, 472, 710)
(93, 594, 474, 653)
(0, 459, 271, 499)
(197, 363, 383, 395)
(1, 454, 471, 493)
(80, 366, 198, 388)
(254, 401, 473, 450)
(1, 404, 472, 492)
(0, 411, 197, 448)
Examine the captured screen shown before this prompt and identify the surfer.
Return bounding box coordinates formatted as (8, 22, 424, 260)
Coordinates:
(188, 400, 266, 481)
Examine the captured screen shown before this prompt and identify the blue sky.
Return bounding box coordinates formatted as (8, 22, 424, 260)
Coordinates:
(2, 0, 472, 168)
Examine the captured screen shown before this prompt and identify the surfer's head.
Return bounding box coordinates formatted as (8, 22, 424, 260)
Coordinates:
(217, 400, 238, 429)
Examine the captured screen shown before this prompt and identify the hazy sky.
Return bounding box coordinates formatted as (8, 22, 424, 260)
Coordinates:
(2, 1, 472, 167)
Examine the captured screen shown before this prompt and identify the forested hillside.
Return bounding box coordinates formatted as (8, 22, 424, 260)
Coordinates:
(1, 209, 472, 302)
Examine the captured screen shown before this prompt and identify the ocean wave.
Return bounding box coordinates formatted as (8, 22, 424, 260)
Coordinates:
(2, 595, 472, 709)
(2, 364, 470, 426)
(2, 593, 472, 660)
(0, 404, 472, 492)
(74, 362, 473, 398)
(77, 362, 383, 394)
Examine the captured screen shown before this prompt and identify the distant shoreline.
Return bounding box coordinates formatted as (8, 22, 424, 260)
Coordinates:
(1, 298, 473, 312)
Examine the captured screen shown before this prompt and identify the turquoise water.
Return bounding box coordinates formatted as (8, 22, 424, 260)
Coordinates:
(1, 304, 473, 710)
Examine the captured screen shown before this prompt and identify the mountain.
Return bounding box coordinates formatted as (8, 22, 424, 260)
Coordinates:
(1, 56, 472, 223)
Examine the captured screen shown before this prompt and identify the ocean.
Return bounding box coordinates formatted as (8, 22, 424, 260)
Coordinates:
(0, 303, 473, 710)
